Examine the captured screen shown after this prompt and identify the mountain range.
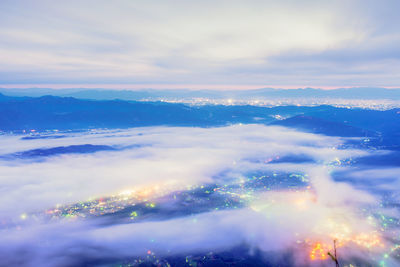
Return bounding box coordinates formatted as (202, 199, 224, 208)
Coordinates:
(1, 93, 400, 149)
(1, 87, 400, 101)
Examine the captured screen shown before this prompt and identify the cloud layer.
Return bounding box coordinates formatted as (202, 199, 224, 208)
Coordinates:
(1, 0, 400, 87)
(0, 125, 397, 266)
(0, 125, 356, 217)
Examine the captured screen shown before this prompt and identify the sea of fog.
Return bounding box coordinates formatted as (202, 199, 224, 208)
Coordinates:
(0, 125, 399, 266)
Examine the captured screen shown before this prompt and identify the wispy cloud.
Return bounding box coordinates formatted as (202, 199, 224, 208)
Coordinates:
(1, 0, 399, 87)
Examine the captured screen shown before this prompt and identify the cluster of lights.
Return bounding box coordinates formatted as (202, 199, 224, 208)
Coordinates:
(14, 155, 400, 266)
(42, 182, 178, 220)
(308, 231, 384, 262)
(141, 97, 400, 111)
(22, 171, 307, 224)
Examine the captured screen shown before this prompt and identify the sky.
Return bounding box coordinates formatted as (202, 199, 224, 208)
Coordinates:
(0, 0, 400, 89)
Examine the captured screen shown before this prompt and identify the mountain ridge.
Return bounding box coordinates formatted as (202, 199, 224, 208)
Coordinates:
(1, 87, 400, 101)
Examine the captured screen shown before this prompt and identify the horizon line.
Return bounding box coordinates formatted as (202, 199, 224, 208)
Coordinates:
(1, 84, 400, 91)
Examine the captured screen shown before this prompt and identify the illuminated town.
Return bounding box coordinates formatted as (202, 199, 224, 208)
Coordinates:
(143, 98, 400, 111)
(12, 155, 400, 266)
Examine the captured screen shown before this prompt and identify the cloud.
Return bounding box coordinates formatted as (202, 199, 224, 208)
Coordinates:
(341, 167, 400, 194)
(0, 125, 396, 266)
(1, 0, 399, 86)
(0, 125, 359, 218)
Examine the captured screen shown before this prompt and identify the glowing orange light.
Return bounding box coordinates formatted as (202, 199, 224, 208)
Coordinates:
(310, 242, 328, 261)
(308, 232, 383, 262)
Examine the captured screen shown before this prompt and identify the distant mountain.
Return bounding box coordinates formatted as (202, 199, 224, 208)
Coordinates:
(2, 144, 116, 159)
(1, 94, 400, 148)
(1, 87, 400, 100)
(269, 115, 375, 137)
(0, 94, 218, 130)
